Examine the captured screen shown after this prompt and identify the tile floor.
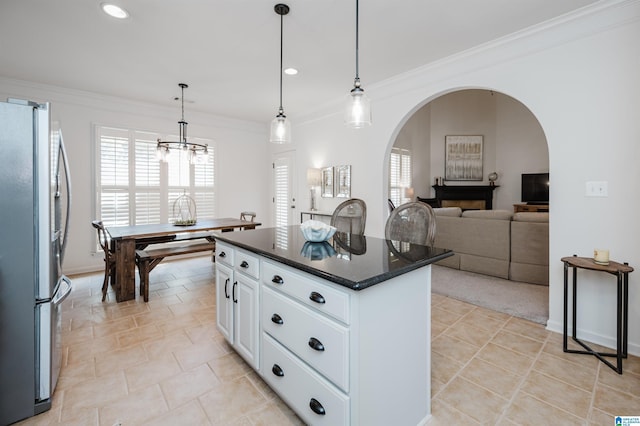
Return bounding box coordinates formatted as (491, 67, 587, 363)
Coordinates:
(16, 256, 640, 425)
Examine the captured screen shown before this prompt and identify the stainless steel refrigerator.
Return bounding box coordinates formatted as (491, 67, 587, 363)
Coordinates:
(0, 99, 72, 425)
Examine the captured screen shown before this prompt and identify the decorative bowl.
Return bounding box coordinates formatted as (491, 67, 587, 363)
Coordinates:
(300, 220, 337, 242)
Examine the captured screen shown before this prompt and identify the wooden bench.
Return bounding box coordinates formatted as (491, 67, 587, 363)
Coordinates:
(135, 241, 215, 301)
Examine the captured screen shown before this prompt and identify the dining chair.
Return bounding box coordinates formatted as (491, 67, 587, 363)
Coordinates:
(91, 220, 115, 301)
(384, 201, 437, 247)
(330, 198, 366, 235)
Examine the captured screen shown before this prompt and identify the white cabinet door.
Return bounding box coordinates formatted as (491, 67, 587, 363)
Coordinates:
(234, 273, 260, 370)
(215, 262, 234, 344)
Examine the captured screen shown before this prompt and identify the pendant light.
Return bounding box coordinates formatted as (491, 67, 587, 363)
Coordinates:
(345, 0, 371, 128)
(270, 3, 291, 144)
(156, 83, 209, 164)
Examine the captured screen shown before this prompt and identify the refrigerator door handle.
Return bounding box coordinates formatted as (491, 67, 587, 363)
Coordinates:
(58, 132, 71, 264)
(52, 276, 72, 306)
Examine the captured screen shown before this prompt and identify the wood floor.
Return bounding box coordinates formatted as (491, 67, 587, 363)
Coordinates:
(15, 256, 640, 425)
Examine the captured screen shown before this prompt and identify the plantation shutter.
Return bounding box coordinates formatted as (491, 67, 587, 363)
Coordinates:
(99, 127, 130, 226)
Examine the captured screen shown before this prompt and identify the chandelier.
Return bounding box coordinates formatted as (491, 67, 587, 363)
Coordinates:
(344, 0, 371, 128)
(156, 83, 209, 164)
(269, 3, 291, 144)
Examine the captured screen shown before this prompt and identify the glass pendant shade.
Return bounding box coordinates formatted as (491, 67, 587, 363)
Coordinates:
(345, 85, 371, 128)
(270, 110, 291, 144)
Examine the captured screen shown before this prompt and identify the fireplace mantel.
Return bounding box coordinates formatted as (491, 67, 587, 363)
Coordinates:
(431, 185, 499, 210)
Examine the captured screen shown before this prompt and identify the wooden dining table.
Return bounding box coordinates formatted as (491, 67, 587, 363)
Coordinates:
(106, 218, 260, 302)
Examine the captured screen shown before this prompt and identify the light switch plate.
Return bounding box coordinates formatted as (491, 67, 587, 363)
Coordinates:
(585, 181, 608, 197)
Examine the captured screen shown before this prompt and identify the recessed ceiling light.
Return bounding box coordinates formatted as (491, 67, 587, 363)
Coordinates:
(101, 3, 129, 19)
(284, 68, 298, 75)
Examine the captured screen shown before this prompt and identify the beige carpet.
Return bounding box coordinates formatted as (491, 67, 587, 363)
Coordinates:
(431, 265, 549, 324)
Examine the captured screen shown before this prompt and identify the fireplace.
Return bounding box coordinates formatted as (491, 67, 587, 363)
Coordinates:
(431, 185, 498, 210)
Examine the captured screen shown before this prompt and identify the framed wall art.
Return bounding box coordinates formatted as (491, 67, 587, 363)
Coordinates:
(334, 165, 351, 198)
(444, 135, 483, 181)
(321, 166, 334, 198)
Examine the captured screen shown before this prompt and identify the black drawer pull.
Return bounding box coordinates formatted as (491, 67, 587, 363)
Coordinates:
(308, 337, 325, 352)
(309, 291, 325, 304)
(271, 313, 284, 325)
(219, 251, 226, 258)
(272, 275, 284, 284)
(309, 398, 326, 415)
(272, 364, 284, 377)
(224, 278, 230, 299)
(240, 260, 249, 268)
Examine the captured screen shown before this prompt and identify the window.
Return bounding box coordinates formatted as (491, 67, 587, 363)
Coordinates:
(96, 126, 215, 228)
(389, 147, 412, 207)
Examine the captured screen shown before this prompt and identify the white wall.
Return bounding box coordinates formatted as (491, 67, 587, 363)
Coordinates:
(0, 79, 270, 275)
(292, 0, 640, 355)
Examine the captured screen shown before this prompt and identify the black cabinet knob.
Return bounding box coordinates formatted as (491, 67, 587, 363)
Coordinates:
(309, 291, 325, 304)
(272, 364, 284, 377)
(272, 275, 284, 284)
(308, 337, 325, 352)
(240, 260, 249, 268)
(309, 398, 326, 415)
(271, 313, 284, 325)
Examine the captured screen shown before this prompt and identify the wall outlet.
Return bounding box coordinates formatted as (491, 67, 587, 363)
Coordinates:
(585, 181, 608, 197)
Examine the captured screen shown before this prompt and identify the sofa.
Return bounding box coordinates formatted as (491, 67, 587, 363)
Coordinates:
(432, 207, 549, 285)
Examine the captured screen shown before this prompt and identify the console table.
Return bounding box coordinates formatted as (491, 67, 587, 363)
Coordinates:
(561, 255, 634, 374)
(432, 185, 498, 210)
(513, 204, 549, 213)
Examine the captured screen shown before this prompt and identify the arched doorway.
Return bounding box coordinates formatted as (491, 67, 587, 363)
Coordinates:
(387, 88, 550, 321)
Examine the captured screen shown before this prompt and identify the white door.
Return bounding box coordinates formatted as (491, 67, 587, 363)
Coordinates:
(272, 152, 296, 226)
(215, 263, 234, 344)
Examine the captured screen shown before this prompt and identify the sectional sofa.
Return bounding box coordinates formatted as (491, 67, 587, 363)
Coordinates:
(432, 207, 549, 285)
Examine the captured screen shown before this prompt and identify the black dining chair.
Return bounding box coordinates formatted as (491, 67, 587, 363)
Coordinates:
(330, 198, 367, 235)
(91, 220, 115, 301)
(384, 201, 436, 247)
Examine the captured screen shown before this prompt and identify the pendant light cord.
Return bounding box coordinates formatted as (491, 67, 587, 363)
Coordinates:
(279, 11, 284, 111)
(355, 0, 360, 83)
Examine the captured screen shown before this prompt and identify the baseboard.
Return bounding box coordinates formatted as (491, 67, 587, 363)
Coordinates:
(546, 319, 640, 357)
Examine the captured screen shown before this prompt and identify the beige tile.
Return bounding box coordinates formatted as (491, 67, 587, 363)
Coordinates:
(592, 382, 640, 415)
(94, 343, 148, 377)
(185, 321, 219, 344)
(246, 370, 278, 401)
(503, 316, 550, 342)
(60, 371, 128, 420)
(432, 334, 479, 364)
(504, 392, 584, 425)
(532, 351, 597, 392)
(157, 312, 202, 335)
(476, 342, 535, 376)
(133, 305, 175, 327)
(98, 384, 168, 425)
(208, 351, 252, 382)
(444, 321, 496, 347)
(520, 370, 591, 418)
(66, 333, 119, 366)
(124, 350, 182, 392)
(199, 376, 268, 424)
(437, 376, 509, 424)
(117, 323, 163, 348)
(429, 399, 482, 425)
(56, 358, 96, 391)
(431, 350, 464, 385)
(598, 365, 640, 397)
(431, 319, 449, 338)
(436, 297, 476, 316)
(460, 358, 522, 398)
(459, 308, 509, 332)
(143, 331, 193, 360)
(431, 305, 465, 325)
(589, 407, 618, 426)
(246, 400, 304, 426)
(160, 363, 221, 409)
(141, 400, 211, 426)
(92, 316, 137, 339)
(174, 338, 227, 370)
(491, 329, 544, 357)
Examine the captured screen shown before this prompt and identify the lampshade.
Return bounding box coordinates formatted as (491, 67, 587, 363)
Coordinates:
(307, 168, 322, 186)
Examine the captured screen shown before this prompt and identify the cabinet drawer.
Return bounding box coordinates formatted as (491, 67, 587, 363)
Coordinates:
(262, 286, 349, 391)
(262, 333, 349, 426)
(235, 249, 260, 279)
(215, 242, 235, 267)
(263, 260, 350, 324)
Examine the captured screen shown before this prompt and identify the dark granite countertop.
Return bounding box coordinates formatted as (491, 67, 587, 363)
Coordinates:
(214, 225, 453, 291)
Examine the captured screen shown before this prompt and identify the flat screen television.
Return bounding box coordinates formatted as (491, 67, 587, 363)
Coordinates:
(521, 173, 549, 204)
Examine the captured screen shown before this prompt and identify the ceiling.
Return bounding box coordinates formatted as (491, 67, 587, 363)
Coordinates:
(0, 0, 599, 124)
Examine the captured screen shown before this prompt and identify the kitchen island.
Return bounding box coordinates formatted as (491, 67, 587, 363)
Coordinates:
(213, 226, 452, 426)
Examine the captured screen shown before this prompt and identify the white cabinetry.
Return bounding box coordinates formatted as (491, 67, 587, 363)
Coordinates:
(215, 242, 260, 370)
